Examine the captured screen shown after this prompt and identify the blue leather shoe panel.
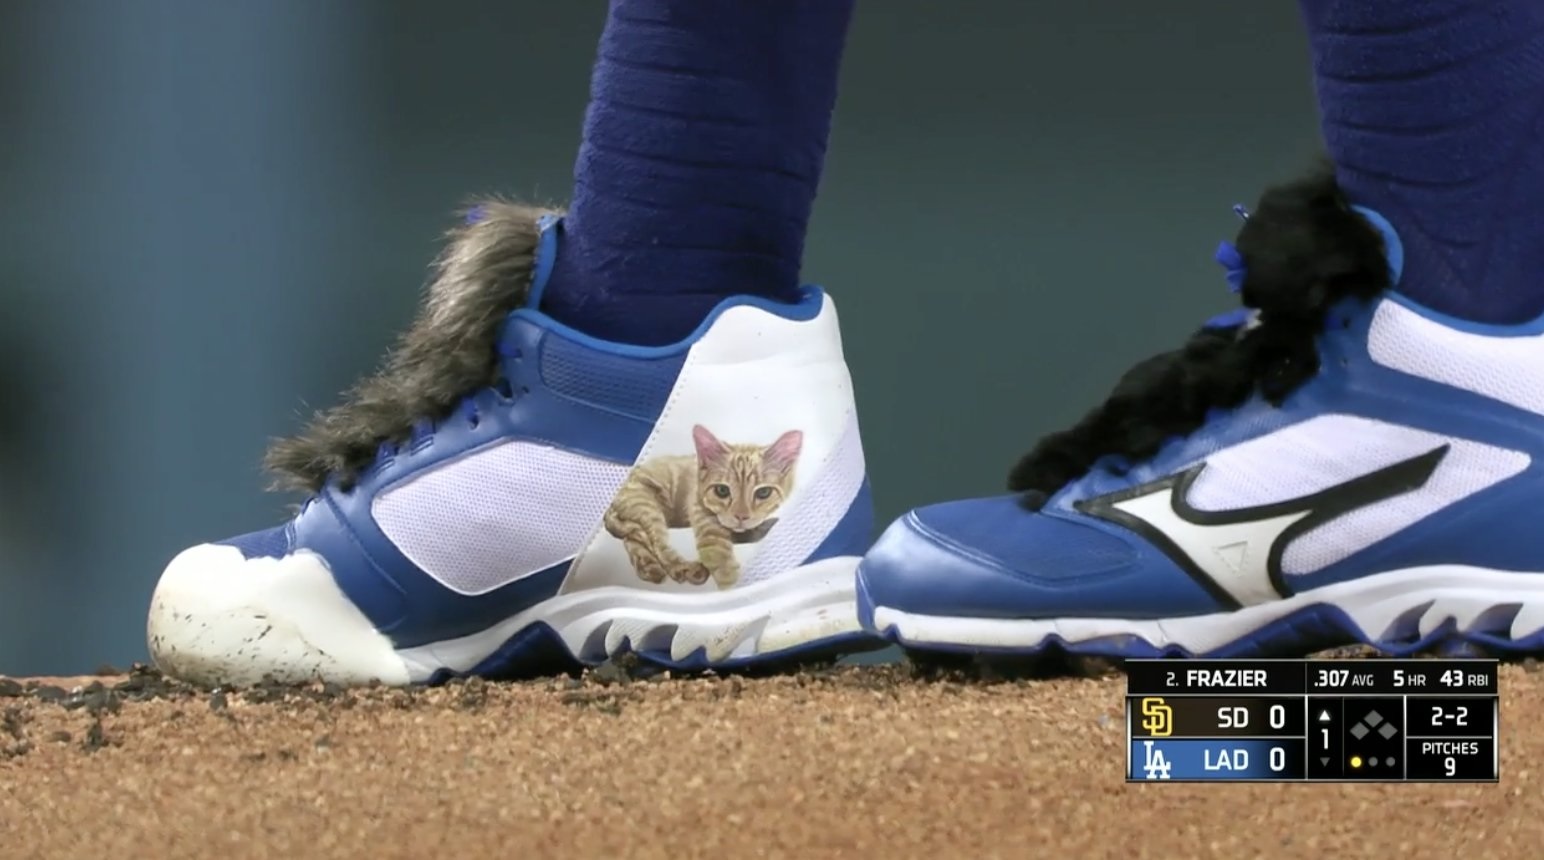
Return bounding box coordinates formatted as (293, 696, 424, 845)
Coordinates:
(859, 496, 1225, 620)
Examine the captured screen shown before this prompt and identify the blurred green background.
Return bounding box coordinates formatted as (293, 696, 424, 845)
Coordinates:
(0, 1, 1322, 674)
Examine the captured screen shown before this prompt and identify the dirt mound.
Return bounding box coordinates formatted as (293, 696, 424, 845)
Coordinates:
(0, 661, 1531, 859)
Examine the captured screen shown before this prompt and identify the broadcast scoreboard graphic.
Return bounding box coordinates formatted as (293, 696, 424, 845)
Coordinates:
(1125, 659, 1499, 783)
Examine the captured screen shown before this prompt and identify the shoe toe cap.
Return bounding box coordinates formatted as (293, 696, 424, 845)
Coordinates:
(146, 530, 409, 687)
(857, 495, 1223, 621)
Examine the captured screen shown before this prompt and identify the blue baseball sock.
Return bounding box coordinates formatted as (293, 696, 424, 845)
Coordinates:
(540, 0, 855, 346)
(1299, 0, 1544, 323)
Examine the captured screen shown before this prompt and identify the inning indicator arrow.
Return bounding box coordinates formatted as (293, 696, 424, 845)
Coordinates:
(1318, 710, 1331, 722)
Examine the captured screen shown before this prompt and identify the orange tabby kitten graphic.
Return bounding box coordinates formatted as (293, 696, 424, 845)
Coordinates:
(602, 425, 803, 589)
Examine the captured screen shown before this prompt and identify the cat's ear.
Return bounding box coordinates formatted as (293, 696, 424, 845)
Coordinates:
(692, 424, 730, 465)
(763, 430, 803, 474)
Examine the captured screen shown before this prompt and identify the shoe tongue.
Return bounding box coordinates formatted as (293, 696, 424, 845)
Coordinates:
(495, 313, 543, 383)
(493, 215, 561, 373)
(523, 215, 562, 311)
(1349, 205, 1404, 288)
(460, 205, 561, 313)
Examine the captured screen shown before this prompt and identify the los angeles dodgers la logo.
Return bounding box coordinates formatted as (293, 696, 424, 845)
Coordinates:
(1141, 740, 1172, 780)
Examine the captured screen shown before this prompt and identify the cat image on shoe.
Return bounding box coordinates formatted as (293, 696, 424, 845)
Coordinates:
(603, 425, 802, 589)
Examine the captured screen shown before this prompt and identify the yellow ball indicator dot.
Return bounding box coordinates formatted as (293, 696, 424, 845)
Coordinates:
(1350, 756, 1364, 769)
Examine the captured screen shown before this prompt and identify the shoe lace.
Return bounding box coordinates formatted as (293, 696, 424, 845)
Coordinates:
(368, 344, 528, 468)
(1009, 195, 1390, 511)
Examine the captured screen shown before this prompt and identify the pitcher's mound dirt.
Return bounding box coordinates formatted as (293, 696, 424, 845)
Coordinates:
(0, 659, 1534, 859)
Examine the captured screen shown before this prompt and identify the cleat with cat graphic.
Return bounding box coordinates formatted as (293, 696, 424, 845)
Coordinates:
(146, 204, 876, 687)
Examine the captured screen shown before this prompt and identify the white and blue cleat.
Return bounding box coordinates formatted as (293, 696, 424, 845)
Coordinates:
(148, 204, 875, 686)
(859, 168, 1544, 661)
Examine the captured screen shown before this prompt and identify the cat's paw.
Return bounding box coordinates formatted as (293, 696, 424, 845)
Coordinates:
(633, 562, 668, 584)
(672, 562, 711, 585)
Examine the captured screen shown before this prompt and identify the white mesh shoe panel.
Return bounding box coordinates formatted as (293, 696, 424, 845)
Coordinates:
(1369, 299, 1544, 418)
(739, 411, 867, 586)
(372, 442, 630, 595)
(1186, 415, 1527, 575)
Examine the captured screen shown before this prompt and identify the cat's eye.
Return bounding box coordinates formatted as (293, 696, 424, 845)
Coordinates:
(754, 487, 774, 500)
(712, 484, 732, 499)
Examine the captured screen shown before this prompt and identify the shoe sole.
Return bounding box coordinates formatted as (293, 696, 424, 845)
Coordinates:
(857, 563, 1544, 659)
(147, 544, 876, 687)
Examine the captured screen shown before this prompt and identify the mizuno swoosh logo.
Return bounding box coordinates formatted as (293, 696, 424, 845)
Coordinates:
(1074, 445, 1450, 608)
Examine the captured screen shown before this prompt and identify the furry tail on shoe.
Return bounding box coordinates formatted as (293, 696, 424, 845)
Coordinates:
(1006, 159, 1393, 503)
(264, 199, 560, 494)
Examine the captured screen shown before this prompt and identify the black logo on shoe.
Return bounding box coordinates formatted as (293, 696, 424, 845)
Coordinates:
(1074, 445, 1449, 609)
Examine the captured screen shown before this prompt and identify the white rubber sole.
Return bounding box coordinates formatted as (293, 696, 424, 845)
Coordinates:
(871, 565, 1544, 655)
(147, 543, 864, 687)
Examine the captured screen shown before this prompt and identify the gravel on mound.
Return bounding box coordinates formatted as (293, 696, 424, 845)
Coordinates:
(0, 658, 1533, 859)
